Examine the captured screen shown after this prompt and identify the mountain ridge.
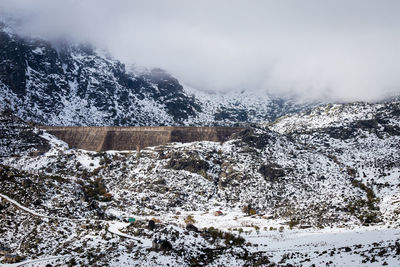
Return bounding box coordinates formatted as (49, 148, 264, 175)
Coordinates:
(0, 23, 312, 127)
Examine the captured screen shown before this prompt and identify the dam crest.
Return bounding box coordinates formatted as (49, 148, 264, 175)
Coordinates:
(41, 126, 245, 151)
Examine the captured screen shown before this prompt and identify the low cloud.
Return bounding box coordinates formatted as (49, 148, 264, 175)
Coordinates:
(1, 0, 400, 101)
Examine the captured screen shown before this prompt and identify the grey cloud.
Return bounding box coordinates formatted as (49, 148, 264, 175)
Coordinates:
(1, 0, 400, 101)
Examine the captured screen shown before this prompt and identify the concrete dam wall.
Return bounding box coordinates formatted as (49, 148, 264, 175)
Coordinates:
(41, 126, 245, 151)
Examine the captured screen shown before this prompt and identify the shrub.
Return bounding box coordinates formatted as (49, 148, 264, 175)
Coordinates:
(289, 219, 299, 229)
(347, 167, 357, 178)
(223, 232, 245, 246)
(81, 178, 108, 200)
(242, 204, 256, 215)
(184, 215, 196, 225)
(203, 227, 245, 246)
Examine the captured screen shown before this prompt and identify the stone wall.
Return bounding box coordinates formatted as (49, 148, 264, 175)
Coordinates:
(41, 126, 245, 151)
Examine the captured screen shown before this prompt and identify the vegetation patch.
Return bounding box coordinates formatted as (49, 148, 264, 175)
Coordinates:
(347, 180, 381, 225)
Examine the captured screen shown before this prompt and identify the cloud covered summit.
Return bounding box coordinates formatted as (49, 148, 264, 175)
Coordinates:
(1, 0, 400, 101)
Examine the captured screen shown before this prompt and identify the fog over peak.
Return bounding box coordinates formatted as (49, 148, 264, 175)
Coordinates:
(1, 0, 400, 102)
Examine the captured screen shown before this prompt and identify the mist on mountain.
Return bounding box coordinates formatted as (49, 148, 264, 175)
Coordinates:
(1, 0, 400, 102)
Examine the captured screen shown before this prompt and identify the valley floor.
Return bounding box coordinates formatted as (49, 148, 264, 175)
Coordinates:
(249, 226, 400, 266)
(2, 192, 400, 266)
(4, 228, 400, 266)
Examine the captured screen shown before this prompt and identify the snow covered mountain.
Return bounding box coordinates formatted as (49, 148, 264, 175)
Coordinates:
(2, 18, 400, 267)
(0, 98, 399, 265)
(0, 22, 311, 127)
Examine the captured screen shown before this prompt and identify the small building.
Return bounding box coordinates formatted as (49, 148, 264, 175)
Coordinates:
(214, 211, 223, 216)
(128, 218, 136, 223)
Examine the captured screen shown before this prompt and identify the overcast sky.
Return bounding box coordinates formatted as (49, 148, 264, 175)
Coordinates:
(1, 0, 400, 101)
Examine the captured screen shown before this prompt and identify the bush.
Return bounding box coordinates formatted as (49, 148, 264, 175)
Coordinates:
(347, 167, 357, 178)
(81, 178, 108, 200)
(347, 180, 381, 225)
(289, 219, 299, 229)
(203, 227, 245, 246)
(184, 215, 196, 225)
(242, 204, 256, 215)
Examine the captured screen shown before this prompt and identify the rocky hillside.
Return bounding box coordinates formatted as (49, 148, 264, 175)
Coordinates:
(0, 99, 399, 265)
(269, 101, 400, 135)
(0, 22, 310, 127)
(0, 109, 49, 157)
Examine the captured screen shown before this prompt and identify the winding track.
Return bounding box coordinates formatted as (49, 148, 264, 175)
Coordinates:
(0, 192, 151, 265)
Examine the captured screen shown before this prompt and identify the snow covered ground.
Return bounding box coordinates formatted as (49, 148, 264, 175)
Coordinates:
(1, 99, 399, 266)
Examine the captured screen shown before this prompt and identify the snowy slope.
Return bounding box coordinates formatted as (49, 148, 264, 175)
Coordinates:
(1, 99, 399, 265)
(269, 101, 399, 134)
(183, 85, 313, 126)
(0, 110, 49, 157)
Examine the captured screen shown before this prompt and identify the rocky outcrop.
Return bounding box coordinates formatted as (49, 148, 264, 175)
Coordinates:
(258, 163, 285, 182)
(0, 110, 49, 157)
